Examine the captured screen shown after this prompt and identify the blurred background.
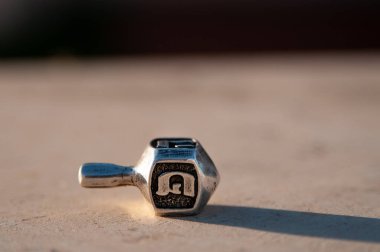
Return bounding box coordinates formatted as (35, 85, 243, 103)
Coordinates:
(1, 1, 380, 251)
(0, 0, 380, 57)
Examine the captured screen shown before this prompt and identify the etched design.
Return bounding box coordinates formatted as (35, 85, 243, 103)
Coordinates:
(156, 172, 195, 197)
(151, 163, 198, 209)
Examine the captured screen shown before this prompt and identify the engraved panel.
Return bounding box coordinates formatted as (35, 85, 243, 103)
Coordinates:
(151, 162, 198, 209)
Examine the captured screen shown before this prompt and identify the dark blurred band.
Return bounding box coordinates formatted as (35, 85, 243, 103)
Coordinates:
(0, 0, 379, 57)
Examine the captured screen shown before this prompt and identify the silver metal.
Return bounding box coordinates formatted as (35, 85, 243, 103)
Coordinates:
(78, 137, 220, 216)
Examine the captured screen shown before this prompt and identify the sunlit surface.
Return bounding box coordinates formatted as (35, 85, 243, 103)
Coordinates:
(1, 53, 380, 251)
(116, 199, 156, 221)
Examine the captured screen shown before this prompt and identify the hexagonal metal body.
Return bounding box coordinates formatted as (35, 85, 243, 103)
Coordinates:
(79, 138, 220, 216)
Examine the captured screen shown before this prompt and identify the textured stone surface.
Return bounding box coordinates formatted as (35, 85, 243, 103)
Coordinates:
(1, 53, 380, 251)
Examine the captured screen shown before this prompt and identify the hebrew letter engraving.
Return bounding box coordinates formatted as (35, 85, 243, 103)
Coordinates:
(156, 172, 195, 197)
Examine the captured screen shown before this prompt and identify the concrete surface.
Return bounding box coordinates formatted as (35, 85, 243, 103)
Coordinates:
(0, 53, 380, 251)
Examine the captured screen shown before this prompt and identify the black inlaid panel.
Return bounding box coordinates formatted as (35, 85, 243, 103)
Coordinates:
(151, 163, 198, 209)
